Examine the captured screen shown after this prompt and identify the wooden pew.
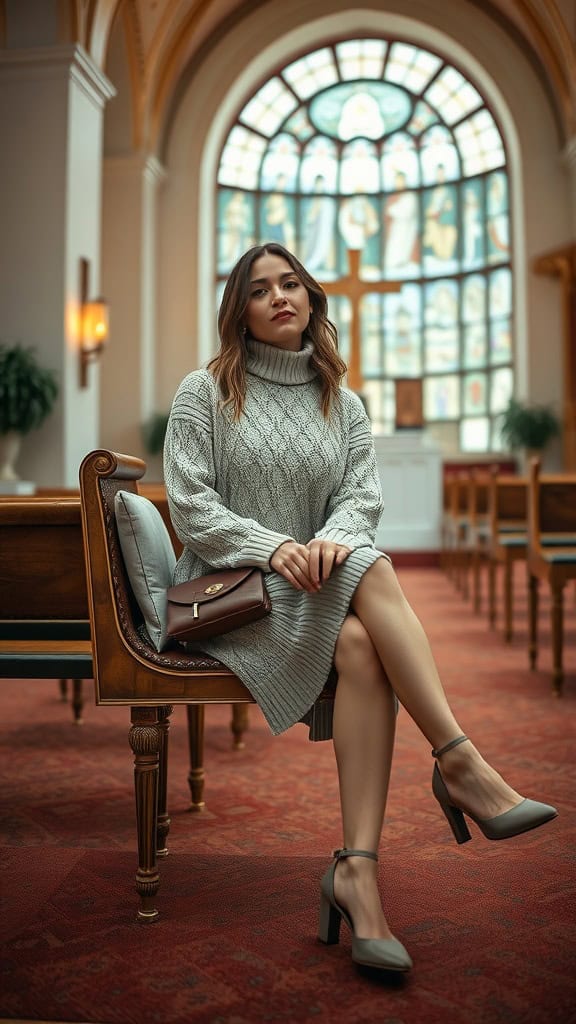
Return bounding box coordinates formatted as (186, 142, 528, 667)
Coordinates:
(36, 484, 183, 555)
(36, 484, 251, 745)
(465, 470, 491, 613)
(0, 495, 249, 801)
(0, 498, 92, 721)
(442, 472, 470, 589)
(527, 458, 576, 696)
(11, 486, 179, 722)
(487, 471, 527, 641)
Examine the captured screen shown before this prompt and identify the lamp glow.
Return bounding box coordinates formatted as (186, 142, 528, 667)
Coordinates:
(79, 259, 110, 388)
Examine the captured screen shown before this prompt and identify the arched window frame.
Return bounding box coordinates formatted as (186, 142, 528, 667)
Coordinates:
(214, 35, 515, 454)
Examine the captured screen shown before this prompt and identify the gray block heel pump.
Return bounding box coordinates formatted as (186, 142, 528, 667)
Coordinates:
(318, 848, 413, 972)
(432, 735, 558, 844)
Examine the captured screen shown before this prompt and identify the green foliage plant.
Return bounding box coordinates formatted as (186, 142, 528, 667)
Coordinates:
(0, 343, 59, 435)
(142, 411, 170, 455)
(499, 398, 560, 452)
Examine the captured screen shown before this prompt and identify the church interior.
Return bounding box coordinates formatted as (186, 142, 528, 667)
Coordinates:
(1, 1, 575, 1022)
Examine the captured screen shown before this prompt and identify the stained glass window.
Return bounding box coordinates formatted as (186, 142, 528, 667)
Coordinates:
(216, 38, 513, 453)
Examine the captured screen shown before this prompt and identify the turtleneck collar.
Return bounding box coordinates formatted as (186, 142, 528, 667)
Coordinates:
(245, 338, 318, 385)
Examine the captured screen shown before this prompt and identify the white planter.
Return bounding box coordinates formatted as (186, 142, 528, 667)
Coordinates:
(0, 431, 22, 480)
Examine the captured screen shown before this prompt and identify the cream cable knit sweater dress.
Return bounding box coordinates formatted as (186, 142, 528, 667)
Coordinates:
(163, 337, 388, 740)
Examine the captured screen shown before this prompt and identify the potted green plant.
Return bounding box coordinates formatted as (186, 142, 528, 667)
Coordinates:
(499, 398, 560, 461)
(0, 342, 59, 480)
(142, 411, 170, 456)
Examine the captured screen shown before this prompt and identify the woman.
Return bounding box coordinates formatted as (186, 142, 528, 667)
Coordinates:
(163, 243, 557, 975)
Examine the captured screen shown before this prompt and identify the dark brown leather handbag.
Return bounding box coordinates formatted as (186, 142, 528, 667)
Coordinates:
(166, 567, 271, 643)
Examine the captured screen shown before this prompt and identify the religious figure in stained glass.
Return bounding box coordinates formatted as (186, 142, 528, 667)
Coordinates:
(384, 286, 422, 377)
(219, 190, 254, 271)
(383, 171, 419, 276)
(341, 139, 380, 194)
(490, 320, 512, 365)
(462, 180, 484, 267)
(300, 174, 337, 276)
(487, 172, 510, 261)
(261, 135, 299, 192)
(424, 280, 459, 372)
(463, 323, 487, 368)
(338, 191, 379, 253)
(263, 174, 295, 249)
(463, 372, 487, 415)
(309, 81, 410, 141)
(425, 375, 459, 419)
(423, 164, 458, 267)
(388, 305, 420, 376)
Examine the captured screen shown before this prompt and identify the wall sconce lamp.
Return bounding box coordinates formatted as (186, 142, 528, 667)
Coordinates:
(79, 257, 109, 388)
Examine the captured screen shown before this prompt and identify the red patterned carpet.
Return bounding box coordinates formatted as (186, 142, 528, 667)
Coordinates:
(1, 566, 575, 1024)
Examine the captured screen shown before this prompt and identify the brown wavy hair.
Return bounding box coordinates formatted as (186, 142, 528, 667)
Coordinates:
(208, 243, 347, 419)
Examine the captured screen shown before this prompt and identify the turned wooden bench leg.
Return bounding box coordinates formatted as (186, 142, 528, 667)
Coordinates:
(503, 556, 513, 642)
(231, 704, 250, 750)
(551, 583, 565, 698)
(59, 679, 84, 723)
(488, 557, 497, 629)
(461, 549, 470, 600)
(443, 528, 452, 579)
(528, 573, 539, 670)
(129, 706, 161, 922)
(455, 531, 464, 593)
(156, 705, 173, 858)
(472, 548, 481, 613)
(186, 704, 205, 812)
(72, 679, 84, 724)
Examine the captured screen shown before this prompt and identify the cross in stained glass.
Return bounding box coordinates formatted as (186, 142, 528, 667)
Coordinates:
(319, 248, 402, 393)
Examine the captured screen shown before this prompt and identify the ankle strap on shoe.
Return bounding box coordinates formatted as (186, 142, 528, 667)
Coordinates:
(333, 848, 378, 862)
(432, 735, 469, 759)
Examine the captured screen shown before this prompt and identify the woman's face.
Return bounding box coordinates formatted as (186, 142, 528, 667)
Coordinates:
(244, 253, 311, 351)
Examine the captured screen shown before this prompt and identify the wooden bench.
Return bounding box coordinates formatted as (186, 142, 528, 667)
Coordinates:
(0, 495, 249, 804)
(527, 458, 576, 696)
(456, 470, 491, 611)
(0, 498, 92, 721)
(79, 448, 336, 920)
(487, 472, 527, 642)
(441, 472, 470, 590)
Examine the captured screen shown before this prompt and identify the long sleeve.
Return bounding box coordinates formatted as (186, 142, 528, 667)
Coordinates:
(314, 391, 384, 549)
(163, 372, 293, 571)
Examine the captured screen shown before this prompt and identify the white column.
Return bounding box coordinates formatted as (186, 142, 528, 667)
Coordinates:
(562, 135, 576, 237)
(0, 45, 114, 485)
(100, 154, 166, 475)
(141, 157, 167, 424)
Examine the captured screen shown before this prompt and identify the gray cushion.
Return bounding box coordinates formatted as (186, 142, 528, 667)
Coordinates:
(114, 490, 177, 651)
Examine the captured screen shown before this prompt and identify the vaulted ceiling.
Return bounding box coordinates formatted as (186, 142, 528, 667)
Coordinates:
(3, 0, 575, 148)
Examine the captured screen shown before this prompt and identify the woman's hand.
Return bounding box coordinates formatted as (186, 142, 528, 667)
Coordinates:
(306, 538, 352, 587)
(270, 541, 317, 592)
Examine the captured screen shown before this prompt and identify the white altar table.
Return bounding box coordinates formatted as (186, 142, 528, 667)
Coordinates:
(373, 432, 442, 551)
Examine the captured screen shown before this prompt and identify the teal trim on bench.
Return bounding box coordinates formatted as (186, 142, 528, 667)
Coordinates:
(498, 533, 576, 549)
(542, 534, 576, 545)
(0, 621, 90, 641)
(498, 535, 526, 547)
(0, 653, 93, 678)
